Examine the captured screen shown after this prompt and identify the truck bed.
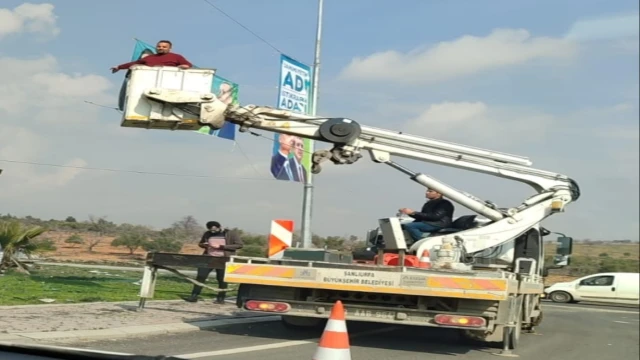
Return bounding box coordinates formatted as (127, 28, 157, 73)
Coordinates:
(224, 256, 538, 301)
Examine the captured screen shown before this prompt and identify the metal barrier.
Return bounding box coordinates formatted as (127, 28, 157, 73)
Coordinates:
(137, 252, 230, 311)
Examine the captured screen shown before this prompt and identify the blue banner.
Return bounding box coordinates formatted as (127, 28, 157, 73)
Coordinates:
(128, 39, 237, 141)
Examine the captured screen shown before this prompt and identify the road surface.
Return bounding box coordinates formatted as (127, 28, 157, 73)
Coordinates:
(47, 303, 638, 360)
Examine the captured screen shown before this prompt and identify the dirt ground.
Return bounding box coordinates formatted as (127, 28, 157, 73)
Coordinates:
(38, 231, 637, 286)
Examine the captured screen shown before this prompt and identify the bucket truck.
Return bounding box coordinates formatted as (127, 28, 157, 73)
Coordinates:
(119, 66, 580, 355)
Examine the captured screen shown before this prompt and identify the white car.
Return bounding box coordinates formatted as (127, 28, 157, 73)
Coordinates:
(544, 272, 639, 306)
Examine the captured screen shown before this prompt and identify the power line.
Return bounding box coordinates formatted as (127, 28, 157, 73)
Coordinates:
(0, 159, 277, 182)
(84, 101, 120, 113)
(201, 0, 284, 56)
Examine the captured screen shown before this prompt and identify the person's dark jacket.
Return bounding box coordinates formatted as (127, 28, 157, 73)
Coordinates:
(198, 228, 243, 257)
(409, 198, 455, 228)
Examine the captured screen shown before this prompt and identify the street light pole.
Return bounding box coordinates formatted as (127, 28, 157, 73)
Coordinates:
(300, 0, 324, 248)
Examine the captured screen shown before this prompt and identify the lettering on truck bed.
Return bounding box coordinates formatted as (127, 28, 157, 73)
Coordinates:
(322, 270, 396, 287)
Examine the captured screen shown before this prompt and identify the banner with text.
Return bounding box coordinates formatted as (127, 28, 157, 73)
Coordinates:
(119, 39, 238, 141)
(270, 55, 313, 183)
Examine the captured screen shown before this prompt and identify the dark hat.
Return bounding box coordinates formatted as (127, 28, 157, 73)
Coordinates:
(206, 221, 221, 229)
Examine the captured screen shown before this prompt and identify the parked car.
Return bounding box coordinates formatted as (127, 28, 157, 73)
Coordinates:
(544, 272, 639, 305)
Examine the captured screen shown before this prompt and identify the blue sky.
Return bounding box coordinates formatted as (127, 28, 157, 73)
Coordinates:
(0, 1, 638, 241)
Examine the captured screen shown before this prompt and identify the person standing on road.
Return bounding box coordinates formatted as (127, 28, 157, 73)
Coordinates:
(185, 221, 243, 304)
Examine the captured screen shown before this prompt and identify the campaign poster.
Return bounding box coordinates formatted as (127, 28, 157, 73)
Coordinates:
(270, 55, 313, 183)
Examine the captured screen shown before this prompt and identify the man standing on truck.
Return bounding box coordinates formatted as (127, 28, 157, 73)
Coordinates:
(110, 40, 193, 73)
(399, 188, 455, 243)
(185, 221, 243, 304)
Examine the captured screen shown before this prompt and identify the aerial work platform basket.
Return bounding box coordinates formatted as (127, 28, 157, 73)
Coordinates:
(120, 66, 228, 131)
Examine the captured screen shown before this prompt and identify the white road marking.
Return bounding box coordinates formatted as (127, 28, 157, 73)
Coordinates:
(614, 321, 632, 324)
(176, 326, 398, 358)
(543, 304, 639, 314)
(620, 317, 640, 322)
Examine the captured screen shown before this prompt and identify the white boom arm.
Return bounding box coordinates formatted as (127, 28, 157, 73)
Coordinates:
(120, 66, 580, 259)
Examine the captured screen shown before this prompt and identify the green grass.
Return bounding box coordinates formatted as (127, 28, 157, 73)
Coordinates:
(0, 265, 236, 306)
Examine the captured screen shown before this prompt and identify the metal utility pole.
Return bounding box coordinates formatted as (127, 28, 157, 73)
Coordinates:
(300, 0, 324, 248)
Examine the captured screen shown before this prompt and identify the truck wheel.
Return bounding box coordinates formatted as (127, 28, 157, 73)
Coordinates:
(281, 315, 325, 330)
(549, 291, 572, 303)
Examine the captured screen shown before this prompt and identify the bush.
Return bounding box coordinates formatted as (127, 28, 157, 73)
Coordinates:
(143, 237, 183, 253)
(238, 245, 266, 257)
(111, 233, 147, 254)
(553, 255, 640, 276)
(32, 238, 57, 252)
(65, 234, 84, 247)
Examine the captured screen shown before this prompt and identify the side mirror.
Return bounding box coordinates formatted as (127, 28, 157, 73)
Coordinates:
(555, 236, 573, 256)
(552, 236, 573, 267)
(553, 254, 571, 267)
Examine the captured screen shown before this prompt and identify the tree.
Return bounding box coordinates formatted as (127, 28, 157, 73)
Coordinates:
(324, 236, 346, 250)
(238, 246, 266, 257)
(117, 223, 152, 237)
(64, 234, 84, 248)
(292, 230, 301, 248)
(65, 216, 77, 223)
(87, 215, 116, 252)
(0, 220, 47, 274)
(111, 233, 147, 254)
(170, 215, 202, 242)
(143, 236, 183, 253)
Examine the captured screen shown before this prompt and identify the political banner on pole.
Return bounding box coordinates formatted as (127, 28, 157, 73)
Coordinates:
(119, 39, 237, 141)
(269, 54, 313, 183)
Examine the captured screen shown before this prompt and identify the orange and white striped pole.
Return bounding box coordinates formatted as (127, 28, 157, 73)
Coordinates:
(267, 219, 294, 259)
(312, 300, 351, 360)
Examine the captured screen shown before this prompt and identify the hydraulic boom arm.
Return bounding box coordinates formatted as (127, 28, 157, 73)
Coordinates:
(120, 66, 580, 224)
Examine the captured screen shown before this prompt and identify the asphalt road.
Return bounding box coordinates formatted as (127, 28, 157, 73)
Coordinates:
(48, 303, 638, 360)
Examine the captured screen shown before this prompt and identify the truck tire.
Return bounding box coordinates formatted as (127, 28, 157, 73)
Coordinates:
(549, 291, 573, 303)
(281, 315, 325, 330)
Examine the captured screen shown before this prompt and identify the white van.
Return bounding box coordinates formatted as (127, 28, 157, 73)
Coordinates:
(544, 272, 639, 305)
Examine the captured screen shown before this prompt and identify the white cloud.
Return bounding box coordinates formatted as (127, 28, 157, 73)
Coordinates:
(564, 12, 639, 42)
(0, 55, 113, 115)
(0, 3, 59, 39)
(337, 28, 577, 85)
(0, 3, 110, 194)
(0, 125, 87, 196)
(403, 101, 553, 146)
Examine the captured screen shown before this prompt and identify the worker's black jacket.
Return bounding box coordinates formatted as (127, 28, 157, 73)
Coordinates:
(409, 198, 455, 228)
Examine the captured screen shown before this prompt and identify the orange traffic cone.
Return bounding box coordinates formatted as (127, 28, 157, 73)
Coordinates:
(312, 300, 351, 360)
(418, 249, 431, 268)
